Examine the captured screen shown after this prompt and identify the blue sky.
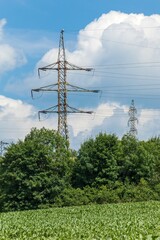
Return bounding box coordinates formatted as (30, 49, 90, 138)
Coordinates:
(1, 0, 160, 149)
(1, 0, 159, 31)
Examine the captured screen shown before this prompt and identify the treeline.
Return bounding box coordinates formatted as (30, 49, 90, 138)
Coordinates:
(0, 128, 160, 211)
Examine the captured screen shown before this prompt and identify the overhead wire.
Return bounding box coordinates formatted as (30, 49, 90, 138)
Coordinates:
(67, 70, 160, 82)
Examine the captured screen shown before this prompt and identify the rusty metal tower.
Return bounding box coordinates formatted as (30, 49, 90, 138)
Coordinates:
(31, 30, 99, 141)
(0, 141, 9, 156)
(128, 99, 138, 137)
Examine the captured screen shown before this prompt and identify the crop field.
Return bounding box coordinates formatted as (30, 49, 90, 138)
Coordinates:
(0, 201, 160, 240)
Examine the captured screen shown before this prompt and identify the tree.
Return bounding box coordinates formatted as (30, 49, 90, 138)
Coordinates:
(144, 137, 160, 184)
(72, 133, 120, 188)
(0, 128, 73, 211)
(118, 134, 155, 184)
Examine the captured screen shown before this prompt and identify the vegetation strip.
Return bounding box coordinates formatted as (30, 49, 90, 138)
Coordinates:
(0, 201, 160, 239)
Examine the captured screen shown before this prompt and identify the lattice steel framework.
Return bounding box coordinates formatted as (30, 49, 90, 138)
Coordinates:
(31, 30, 99, 141)
(0, 141, 9, 156)
(128, 99, 138, 137)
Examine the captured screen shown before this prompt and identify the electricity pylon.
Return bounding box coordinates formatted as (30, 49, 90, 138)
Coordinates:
(0, 141, 9, 156)
(31, 30, 99, 141)
(128, 99, 138, 137)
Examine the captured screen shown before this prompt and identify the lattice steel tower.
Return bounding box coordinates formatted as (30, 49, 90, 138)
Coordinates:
(0, 141, 9, 156)
(31, 30, 99, 141)
(128, 100, 138, 137)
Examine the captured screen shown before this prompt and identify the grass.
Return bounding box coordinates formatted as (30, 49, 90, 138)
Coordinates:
(0, 201, 160, 239)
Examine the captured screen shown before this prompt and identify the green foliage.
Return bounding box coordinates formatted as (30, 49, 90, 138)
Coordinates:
(132, 178, 159, 201)
(0, 129, 160, 211)
(94, 185, 120, 204)
(118, 134, 155, 183)
(53, 180, 160, 207)
(54, 187, 93, 206)
(72, 133, 120, 188)
(144, 137, 160, 184)
(0, 201, 160, 239)
(72, 133, 157, 188)
(0, 128, 73, 211)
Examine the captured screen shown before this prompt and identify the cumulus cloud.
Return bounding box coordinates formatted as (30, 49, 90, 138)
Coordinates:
(0, 95, 56, 141)
(0, 44, 27, 74)
(1, 94, 159, 150)
(34, 11, 160, 146)
(3, 11, 160, 148)
(36, 11, 160, 91)
(68, 102, 125, 137)
(0, 19, 6, 39)
(67, 101, 128, 148)
(138, 108, 160, 139)
(0, 18, 26, 74)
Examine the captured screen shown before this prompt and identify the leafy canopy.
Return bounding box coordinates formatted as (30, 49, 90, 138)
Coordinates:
(0, 128, 73, 211)
(72, 133, 120, 188)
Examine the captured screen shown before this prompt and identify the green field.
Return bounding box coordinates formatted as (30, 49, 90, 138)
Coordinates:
(0, 201, 160, 240)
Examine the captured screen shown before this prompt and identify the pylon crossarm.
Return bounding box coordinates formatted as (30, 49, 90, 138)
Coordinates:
(31, 84, 58, 99)
(67, 105, 93, 114)
(0, 141, 9, 145)
(38, 105, 59, 120)
(38, 62, 59, 77)
(66, 61, 93, 71)
(66, 83, 100, 93)
(39, 105, 58, 112)
(129, 106, 136, 112)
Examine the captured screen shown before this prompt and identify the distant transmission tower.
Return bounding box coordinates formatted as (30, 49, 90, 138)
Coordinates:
(128, 100, 138, 137)
(31, 30, 99, 141)
(0, 141, 9, 156)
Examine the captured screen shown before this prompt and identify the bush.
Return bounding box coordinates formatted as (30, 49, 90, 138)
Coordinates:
(54, 187, 91, 207)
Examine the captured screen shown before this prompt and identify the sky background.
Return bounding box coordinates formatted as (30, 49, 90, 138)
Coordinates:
(1, 0, 160, 149)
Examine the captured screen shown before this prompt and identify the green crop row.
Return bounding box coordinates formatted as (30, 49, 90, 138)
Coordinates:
(0, 201, 160, 240)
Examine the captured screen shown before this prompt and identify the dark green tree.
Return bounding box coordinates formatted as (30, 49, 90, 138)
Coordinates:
(144, 137, 160, 184)
(118, 134, 155, 184)
(72, 133, 120, 188)
(0, 128, 73, 211)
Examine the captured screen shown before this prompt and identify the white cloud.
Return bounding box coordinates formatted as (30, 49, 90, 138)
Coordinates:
(25, 11, 160, 148)
(1, 94, 160, 150)
(3, 11, 160, 148)
(68, 102, 122, 137)
(68, 101, 129, 149)
(0, 19, 6, 40)
(0, 95, 56, 141)
(0, 18, 26, 75)
(0, 44, 26, 74)
(36, 11, 160, 91)
(138, 108, 160, 139)
(68, 102, 160, 149)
